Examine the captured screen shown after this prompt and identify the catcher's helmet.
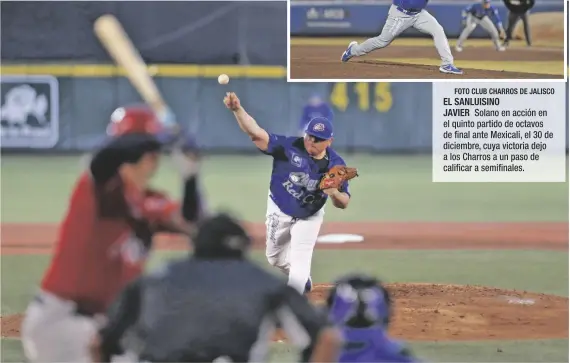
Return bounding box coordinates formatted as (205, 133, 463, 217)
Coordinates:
(107, 104, 162, 136)
(325, 273, 392, 329)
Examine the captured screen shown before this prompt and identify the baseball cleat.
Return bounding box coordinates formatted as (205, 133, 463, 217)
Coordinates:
(439, 64, 463, 75)
(496, 46, 506, 51)
(455, 45, 463, 52)
(304, 276, 313, 293)
(341, 41, 358, 62)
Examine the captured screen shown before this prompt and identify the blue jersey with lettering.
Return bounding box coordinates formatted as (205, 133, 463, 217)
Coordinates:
(463, 3, 503, 28)
(393, 0, 429, 11)
(339, 326, 419, 363)
(261, 134, 350, 219)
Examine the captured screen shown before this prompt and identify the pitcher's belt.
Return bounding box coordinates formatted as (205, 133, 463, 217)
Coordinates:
(397, 6, 421, 15)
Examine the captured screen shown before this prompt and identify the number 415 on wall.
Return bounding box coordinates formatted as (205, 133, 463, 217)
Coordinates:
(330, 83, 393, 113)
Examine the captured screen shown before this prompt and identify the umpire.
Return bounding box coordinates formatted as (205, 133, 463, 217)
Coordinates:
(502, 0, 535, 47)
(90, 213, 341, 362)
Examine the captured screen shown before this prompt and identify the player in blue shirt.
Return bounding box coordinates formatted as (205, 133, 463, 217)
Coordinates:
(299, 94, 334, 136)
(341, 0, 463, 75)
(325, 274, 420, 363)
(223, 91, 352, 294)
(456, 0, 506, 52)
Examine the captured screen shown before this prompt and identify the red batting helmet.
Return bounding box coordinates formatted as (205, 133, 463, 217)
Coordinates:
(107, 105, 162, 136)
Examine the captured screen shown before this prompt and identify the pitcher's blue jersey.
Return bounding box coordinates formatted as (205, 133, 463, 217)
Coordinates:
(339, 326, 418, 363)
(463, 3, 503, 27)
(261, 134, 350, 219)
(393, 0, 429, 11)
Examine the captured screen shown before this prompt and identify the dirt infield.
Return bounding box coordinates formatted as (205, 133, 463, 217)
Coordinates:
(290, 44, 564, 79)
(3, 284, 567, 340)
(280, 283, 568, 341)
(1, 222, 567, 254)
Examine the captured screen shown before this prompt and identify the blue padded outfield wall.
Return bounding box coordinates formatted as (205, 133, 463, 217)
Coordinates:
(1, 1, 287, 65)
(1, 1, 568, 152)
(1, 70, 568, 152)
(290, 0, 564, 37)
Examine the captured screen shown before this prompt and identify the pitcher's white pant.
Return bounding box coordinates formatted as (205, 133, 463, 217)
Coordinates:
(21, 290, 98, 363)
(265, 195, 324, 294)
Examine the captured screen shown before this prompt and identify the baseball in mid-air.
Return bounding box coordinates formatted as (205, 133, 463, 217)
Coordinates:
(218, 74, 230, 85)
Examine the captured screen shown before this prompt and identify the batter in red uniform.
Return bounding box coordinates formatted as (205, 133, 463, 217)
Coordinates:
(21, 106, 203, 363)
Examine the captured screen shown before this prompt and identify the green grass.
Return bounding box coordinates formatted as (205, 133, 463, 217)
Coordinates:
(1, 154, 567, 362)
(1, 155, 567, 222)
(270, 339, 569, 362)
(1, 249, 568, 362)
(2, 250, 566, 316)
(2, 337, 567, 363)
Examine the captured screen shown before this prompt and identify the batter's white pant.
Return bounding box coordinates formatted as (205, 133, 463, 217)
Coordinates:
(265, 195, 324, 294)
(21, 290, 135, 363)
(21, 290, 99, 363)
(351, 4, 454, 66)
(457, 14, 502, 48)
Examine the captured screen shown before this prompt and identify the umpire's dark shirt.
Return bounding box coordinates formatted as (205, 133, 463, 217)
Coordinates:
(100, 257, 328, 362)
(502, 0, 535, 13)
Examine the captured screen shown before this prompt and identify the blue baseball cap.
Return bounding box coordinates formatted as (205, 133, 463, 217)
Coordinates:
(305, 117, 334, 140)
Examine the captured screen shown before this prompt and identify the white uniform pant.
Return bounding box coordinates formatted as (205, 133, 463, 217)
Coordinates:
(21, 290, 98, 363)
(457, 14, 501, 48)
(21, 290, 136, 362)
(265, 195, 324, 294)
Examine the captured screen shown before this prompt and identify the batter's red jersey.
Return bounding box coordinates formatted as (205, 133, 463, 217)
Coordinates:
(41, 172, 178, 314)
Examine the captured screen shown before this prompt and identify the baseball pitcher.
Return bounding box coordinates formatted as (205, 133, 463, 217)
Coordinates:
(224, 92, 358, 294)
(456, 0, 506, 52)
(341, 0, 463, 75)
(325, 274, 420, 363)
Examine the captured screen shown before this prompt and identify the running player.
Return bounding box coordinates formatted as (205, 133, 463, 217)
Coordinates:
(341, 0, 463, 75)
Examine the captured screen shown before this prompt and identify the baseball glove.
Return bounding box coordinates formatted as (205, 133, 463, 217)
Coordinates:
(319, 165, 358, 190)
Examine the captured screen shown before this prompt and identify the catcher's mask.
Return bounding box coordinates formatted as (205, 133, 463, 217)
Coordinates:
(325, 274, 392, 329)
(192, 213, 251, 259)
(107, 104, 162, 136)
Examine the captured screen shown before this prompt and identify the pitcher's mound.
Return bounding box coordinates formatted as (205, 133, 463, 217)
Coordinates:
(3, 284, 568, 341)
(308, 283, 568, 341)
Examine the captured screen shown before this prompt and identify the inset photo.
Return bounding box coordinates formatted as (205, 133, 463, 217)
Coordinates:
(289, 0, 566, 80)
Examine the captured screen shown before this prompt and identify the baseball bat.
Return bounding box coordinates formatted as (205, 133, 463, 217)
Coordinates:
(93, 14, 171, 124)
